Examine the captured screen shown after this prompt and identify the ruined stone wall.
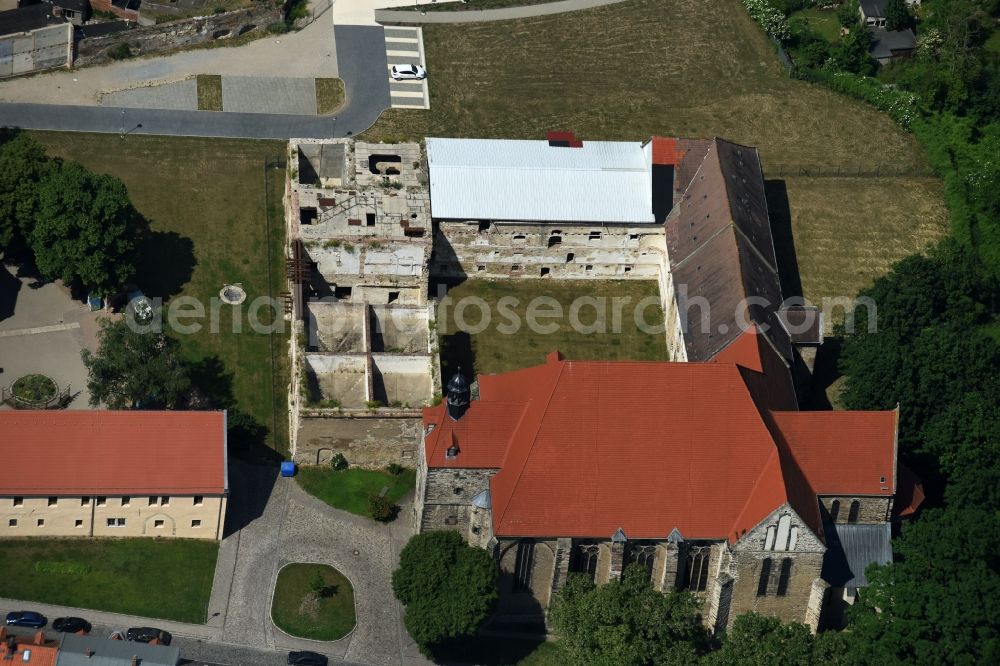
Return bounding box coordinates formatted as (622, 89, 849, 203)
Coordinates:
(432, 221, 663, 280)
(294, 414, 422, 468)
(75, 5, 281, 66)
(818, 496, 893, 525)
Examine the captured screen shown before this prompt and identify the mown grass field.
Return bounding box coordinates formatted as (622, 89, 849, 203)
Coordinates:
(366, 0, 948, 312)
(0, 539, 217, 622)
(33, 132, 291, 453)
(271, 563, 355, 641)
(296, 468, 416, 518)
(436, 279, 668, 376)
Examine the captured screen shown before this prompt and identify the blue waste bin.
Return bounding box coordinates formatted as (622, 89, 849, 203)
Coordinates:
(280, 461, 296, 477)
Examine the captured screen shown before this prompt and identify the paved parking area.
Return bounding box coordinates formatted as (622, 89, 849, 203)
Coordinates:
(221, 76, 319, 115)
(0, 263, 92, 409)
(383, 26, 429, 110)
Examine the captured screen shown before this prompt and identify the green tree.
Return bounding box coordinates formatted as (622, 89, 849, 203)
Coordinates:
(81, 309, 192, 409)
(838, 0, 860, 28)
(846, 507, 1000, 664)
(833, 25, 876, 75)
(27, 160, 138, 292)
(0, 132, 52, 252)
(309, 569, 325, 596)
(547, 565, 707, 666)
(884, 0, 911, 31)
(391, 531, 498, 653)
(704, 613, 816, 666)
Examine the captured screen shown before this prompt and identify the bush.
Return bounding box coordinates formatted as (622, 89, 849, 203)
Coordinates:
(794, 67, 922, 128)
(367, 493, 394, 521)
(108, 43, 133, 60)
(386, 463, 404, 476)
(331, 452, 348, 470)
(743, 0, 791, 42)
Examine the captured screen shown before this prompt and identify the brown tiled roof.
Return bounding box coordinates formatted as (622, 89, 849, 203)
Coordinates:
(0, 411, 228, 495)
(777, 305, 824, 344)
(666, 138, 791, 363)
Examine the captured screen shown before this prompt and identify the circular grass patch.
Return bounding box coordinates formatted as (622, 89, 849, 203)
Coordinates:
(12, 374, 57, 403)
(271, 563, 356, 641)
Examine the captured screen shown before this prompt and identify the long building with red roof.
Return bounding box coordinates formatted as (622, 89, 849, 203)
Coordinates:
(0, 410, 228, 540)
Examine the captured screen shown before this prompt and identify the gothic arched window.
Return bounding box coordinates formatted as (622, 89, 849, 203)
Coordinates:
(571, 543, 600, 582)
(757, 558, 772, 597)
(685, 546, 711, 592)
(626, 543, 658, 582)
(776, 558, 793, 597)
(512, 541, 535, 593)
(847, 500, 861, 524)
(829, 499, 841, 523)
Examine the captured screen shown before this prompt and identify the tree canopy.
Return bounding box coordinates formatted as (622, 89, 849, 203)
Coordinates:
(0, 131, 139, 293)
(81, 308, 192, 409)
(391, 530, 498, 653)
(884, 0, 911, 31)
(548, 565, 708, 666)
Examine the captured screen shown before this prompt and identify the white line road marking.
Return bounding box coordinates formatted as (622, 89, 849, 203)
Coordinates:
(386, 50, 420, 58)
(385, 37, 419, 44)
(0, 322, 81, 338)
(390, 90, 425, 98)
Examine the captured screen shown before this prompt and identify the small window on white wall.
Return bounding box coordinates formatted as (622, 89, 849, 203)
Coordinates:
(192, 520, 202, 528)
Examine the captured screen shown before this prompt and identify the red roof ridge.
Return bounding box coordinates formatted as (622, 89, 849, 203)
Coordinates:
(493, 359, 568, 533)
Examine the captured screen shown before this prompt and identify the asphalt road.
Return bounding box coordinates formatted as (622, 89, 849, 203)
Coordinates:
(0, 27, 392, 140)
(1, 623, 367, 666)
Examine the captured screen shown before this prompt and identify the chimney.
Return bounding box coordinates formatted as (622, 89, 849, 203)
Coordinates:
(85, 649, 95, 658)
(546, 131, 583, 148)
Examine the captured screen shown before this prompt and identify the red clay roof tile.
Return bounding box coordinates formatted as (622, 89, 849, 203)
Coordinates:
(0, 411, 227, 495)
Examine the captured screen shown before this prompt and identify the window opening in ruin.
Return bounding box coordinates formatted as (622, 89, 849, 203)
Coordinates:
(334, 286, 353, 300)
(300, 207, 317, 225)
(548, 235, 562, 248)
(585, 265, 594, 272)
(513, 234, 526, 243)
(511, 265, 522, 272)
(624, 266, 632, 274)
(540, 267, 551, 277)
(829, 500, 841, 523)
(477, 265, 486, 272)
(388, 291, 400, 304)
(366, 213, 376, 226)
(566, 253, 575, 263)
(478, 221, 490, 233)
(589, 231, 602, 241)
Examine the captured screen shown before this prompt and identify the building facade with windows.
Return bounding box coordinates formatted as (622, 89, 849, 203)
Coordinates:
(415, 344, 921, 632)
(0, 411, 228, 540)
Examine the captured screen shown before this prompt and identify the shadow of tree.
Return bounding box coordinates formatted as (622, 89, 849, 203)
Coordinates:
(0, 263, 21, 324)
(134, 228, 197, 300)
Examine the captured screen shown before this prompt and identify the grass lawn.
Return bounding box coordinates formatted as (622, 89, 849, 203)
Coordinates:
(271, 563, 355, 641)
(0, 539, 217, 623)
(315, 78, 345, 115)
(197, 75, 223, 111)
(296, 467, 416, 518)
(792, 7, 842, 43)
(518, 641, 563, 665)
(436, 279, 668, 376)
(366, 0, 947, 309)
(783, 176, 948, 328)
(32, 132, 290, 453)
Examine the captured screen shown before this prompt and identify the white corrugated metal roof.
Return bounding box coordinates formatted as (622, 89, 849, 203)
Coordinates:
(426, 137, 655, 224)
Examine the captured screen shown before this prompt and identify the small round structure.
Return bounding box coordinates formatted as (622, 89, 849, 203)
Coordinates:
(220, 284, 247, 305)
(11, 374, 57, 404)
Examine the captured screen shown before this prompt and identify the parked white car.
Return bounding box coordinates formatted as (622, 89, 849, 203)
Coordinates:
(390, 64, 427, 81)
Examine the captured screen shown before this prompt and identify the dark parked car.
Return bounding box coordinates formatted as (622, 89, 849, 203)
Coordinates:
(52, 617, 91, 634)
(287, 651, 328, 666)
(5, 611, 46, 628)
(125, 627, 172, 645)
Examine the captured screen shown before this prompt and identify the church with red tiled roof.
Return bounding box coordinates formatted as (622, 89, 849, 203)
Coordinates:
(414, 135, 922, 633)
